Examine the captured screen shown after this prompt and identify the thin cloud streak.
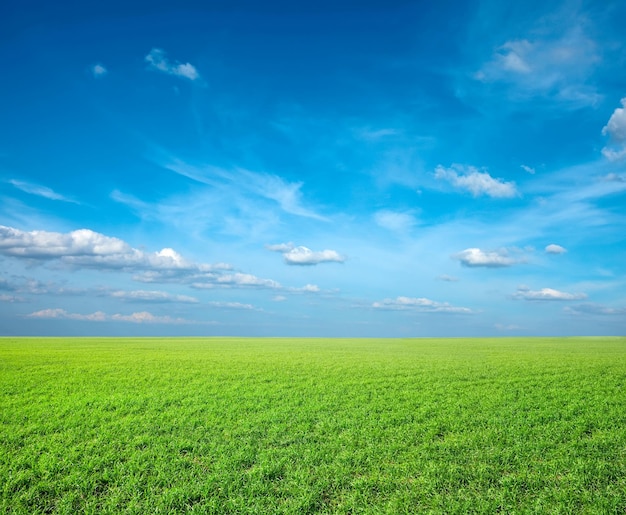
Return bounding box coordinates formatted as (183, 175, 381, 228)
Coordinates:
(25, 308, 204, 324)
(9, 180, 79, 204)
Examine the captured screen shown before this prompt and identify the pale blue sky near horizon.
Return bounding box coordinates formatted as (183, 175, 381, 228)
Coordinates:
(1, 0, 625, 336)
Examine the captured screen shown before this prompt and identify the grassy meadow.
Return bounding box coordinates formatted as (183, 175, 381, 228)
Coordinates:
(1, 336, 625, 514)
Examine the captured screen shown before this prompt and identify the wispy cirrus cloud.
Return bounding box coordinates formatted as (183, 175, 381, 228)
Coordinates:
(8, 179, 79, 204)
(454, 247, 526, 267)
(435, 165, 518, 198)
(266, 242, 344, 265)
(474, 22, 601, 107)
(437, 274, 459, 282)
(145, 48, 200, 81)
(372, 296, 473, 314)
(373, 210, 419, 233)
(1, 274, 201, 304)
(564, 303, 626, 316)
(162, 159, 329, 222)
(513, 286, 587, 301)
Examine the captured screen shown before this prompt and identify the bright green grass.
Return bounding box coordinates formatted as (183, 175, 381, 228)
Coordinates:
(1, 337, 625, 514)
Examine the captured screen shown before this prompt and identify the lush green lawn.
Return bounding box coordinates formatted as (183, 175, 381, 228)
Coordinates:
(1, 337, 625, 514)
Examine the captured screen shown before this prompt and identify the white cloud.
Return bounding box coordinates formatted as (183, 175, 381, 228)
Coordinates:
(215, 272, 282, 288)
(91, 64, 107, 78)
(26, 308, 107, 321)
(282, 246, 345, 266)
(108, 290, 199, 303)
(109, 311, 189, 324)
(372, 296, 473, 314)
(495, 323, 522, 331)
(26, 308, 195, 324)
(0, 293, 24, 302)
(545, 244, 567, 254)
(355, 127, 400, 141)
(8, 179, 78, 203)
(266, 242, 344, 266)
(164, 159, 328, 222)
(564, 303, 626, 316)
(0, 225, 202, 272)
(475, 24, 601, 106)
(521, 165, 536, 174)
(435, 165, 518, 198)
(0, 225, 130, 260)
(291, 284, 321, 293)
(145, 48, 200, 81)
(437, 274, 459, 282)
(265, 242, 295, 253)
(602, 98, 626, 161)
(207, 301, 256, 310)
(454, 247, 525, 267)
(374, 210, 418, 233)
(602, 173, 626, 183)
(0, 225, 293, 292)
(513, 286, 587, 301)
(237, 168, 329, 221)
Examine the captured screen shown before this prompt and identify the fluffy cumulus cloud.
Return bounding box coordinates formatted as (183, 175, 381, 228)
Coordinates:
(513, 286, 587, 301)
(0, 225, 317, 292)
(26, 308, 194, 324)
(284, 247, 345, 266)
(145, 48, 200, 81)
(454, 247, 525, 267)
(0, 225, 190, 269)
(602, 98, 626, 161)
(545, 244, 567, 254)
(435, 165, 518, 198)
(266, 242, 344, 266)
(372, 296, 473, 314)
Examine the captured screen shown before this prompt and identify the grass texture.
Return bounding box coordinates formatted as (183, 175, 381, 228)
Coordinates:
(1, 337, 625, 513)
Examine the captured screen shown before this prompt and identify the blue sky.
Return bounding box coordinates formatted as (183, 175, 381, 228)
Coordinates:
(1, 0, 625, 336)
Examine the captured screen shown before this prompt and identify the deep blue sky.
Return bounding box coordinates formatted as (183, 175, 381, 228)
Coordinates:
(1, 0, 625, 336)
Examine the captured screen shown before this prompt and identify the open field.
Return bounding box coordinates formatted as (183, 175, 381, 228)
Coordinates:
(1, 337, 625, 514)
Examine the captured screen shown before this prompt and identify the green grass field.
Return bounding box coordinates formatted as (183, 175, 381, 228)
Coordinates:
(1, 337, 625, 514)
